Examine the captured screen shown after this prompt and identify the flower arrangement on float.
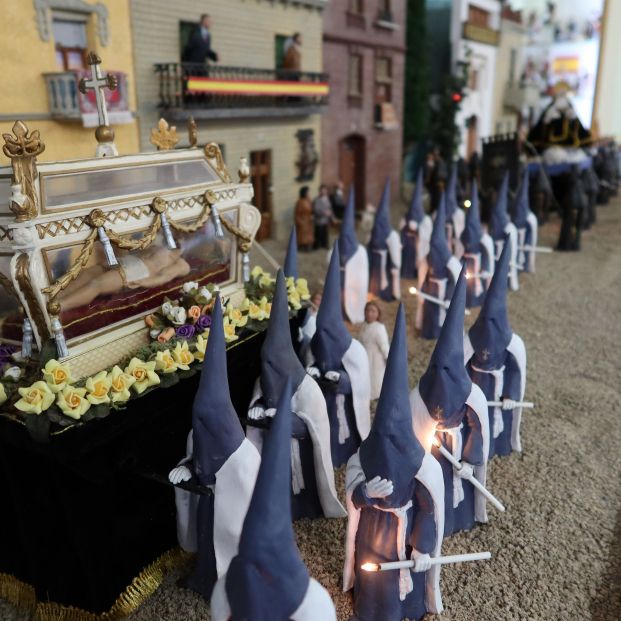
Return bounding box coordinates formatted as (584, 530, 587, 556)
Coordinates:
(0, 267, 310, 437)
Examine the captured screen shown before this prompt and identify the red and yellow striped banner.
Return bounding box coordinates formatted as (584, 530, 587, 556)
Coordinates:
(186, 77, 329, 97)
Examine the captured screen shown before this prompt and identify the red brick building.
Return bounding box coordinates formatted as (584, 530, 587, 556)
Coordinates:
(321, 0, 406, 211)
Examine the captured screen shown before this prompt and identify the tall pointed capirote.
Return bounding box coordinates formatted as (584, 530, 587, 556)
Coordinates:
(406, 168, 425, 224)
(461, 179, 483, 252)
(427, 192, 452, 274)
(490, 171, 510, 239)
(339, 185, 359, 263)
(283, 226, 298, 279)
(369, 177, 392, 247)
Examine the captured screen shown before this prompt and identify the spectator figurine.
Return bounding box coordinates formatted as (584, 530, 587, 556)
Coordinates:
(401, 168, 432, 280)
(295, 186, 314, 251)
(330, 181, 347, 220)
(283, 32, 303, 76)
(358, 301, 390, 401)
(169, 295, 260, 600)
(313, 185, 335, 250)
(182, 14, 219, 65)
(307, 243, 371, 467)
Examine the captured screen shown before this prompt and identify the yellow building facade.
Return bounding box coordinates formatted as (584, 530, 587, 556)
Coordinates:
(0, 0, 140, 162)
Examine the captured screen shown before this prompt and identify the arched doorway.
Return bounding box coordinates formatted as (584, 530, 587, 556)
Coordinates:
(339, 135, 365, 211)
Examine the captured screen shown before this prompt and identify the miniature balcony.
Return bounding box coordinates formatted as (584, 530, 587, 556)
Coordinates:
(43, 71, 81, 120)
(462, 21, 500, 46)
(154, 63, 330, 121)
(503, 80, 541, 111)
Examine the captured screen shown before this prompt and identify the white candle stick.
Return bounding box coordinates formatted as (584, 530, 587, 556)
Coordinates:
(361, 551, 491, 572)
(465, 271, 492, 280)
(487, 400, 534, 409)
(519, 245, 553, 253)
(408, 287, 471, 315)
(432, 439, 505, 512)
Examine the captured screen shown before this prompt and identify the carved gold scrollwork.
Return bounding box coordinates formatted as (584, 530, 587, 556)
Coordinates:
(188, 116, 198, 148)
(2, 121, 45, 222)
(16, 254, 50, 339)
(204, 143, 232, 183)
(150, 118, 179, 151)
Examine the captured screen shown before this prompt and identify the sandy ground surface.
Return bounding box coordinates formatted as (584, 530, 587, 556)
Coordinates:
(2, 202, 620, 620)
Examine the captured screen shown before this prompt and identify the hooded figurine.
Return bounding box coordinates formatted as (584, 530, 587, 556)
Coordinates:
(401, 168, 433, 280)
(464, 239, 527, 458)
(415, 193, 462, 339)
(307, 243, 371, 467)
(343, 304, 445, 621)
(338, 187, 369, 323)
(246, 270, 346, 520)
(445, 165, 465, 258)
(460, 180, 495, 308)
(511, 168, 539, 273)
(410, 268, 490, 536)
(367, 178, 402, 301)
(489, 172, 519, 291)
(211, 380, 337, 621)
(168, 295, 261, 600)
(284, 226, 299, 280)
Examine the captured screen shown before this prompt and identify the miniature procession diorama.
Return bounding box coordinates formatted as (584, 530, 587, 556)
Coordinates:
(0, 54, 617, 621)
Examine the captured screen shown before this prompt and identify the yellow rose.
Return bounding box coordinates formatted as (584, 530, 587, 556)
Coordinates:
(248, 302, 266, 321)
(42, 360, 73, 393)
(223, 317, 239, 343)
(250, 265, 264, 279)
(259, 297, 272, 318)
(258, 274, 274, 288)
(109, 366, 135, 403)
(296, 278, 310, 300)
(85, 370, 112, 405)
(0, 383, 6, 406)
(194, 333, 209, 362)
(125, 358, 160, 394)
(57, 386, 90, 420)
(240, 297, 250, 311)
(288, 290, 302, 311)
(171, 342, 194, 370)
(15, 381, 55, 415)
(155, 350, 178, 374)
(286, 276, 296, 288)
(227, 304, 248, 328)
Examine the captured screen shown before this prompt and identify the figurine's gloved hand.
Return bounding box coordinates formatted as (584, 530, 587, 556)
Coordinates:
(264, 408, 277, 418)
(365, 476, 394, 499)
(502, 398, 517, 410)
(306, 366, 321, 379)
(407, 220, 418, 232)
(168, 466, 192, 485)
(411, 549, 432, 573)
(455, 462, 474, 480)
(248, 405, 266, 420)
(325, 370, 341, 382)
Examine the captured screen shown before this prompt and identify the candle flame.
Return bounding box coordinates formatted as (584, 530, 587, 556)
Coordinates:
(464, 200, 472, 208)
(409, 287, 417, 295)
(361, 562, 380, 572)
(465, 272, 471, 280)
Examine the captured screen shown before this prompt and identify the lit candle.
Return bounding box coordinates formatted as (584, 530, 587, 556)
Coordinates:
(408, 287, 471, 316)
(519, 245, 553, 253)
(361, 551, 491, 572)
(487, 400, 534, 409)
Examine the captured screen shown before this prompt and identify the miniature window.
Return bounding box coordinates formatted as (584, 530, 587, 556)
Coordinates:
(348, 54, 363, 97)
(45, 209, 238, 341)
(0, 256, 24, 345)
(41, 159, 219, 211)
(375, 57, 392, 102)
(52, 11, 88, 70)
(378, 0, 393, 21)
(468, 5, 490, 28)
(349, 0, 364, 14)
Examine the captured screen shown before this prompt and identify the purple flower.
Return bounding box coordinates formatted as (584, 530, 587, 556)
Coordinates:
(175, 324, 196, 339)
(196, 315, 212, 331)
(0, 344, 15, 365)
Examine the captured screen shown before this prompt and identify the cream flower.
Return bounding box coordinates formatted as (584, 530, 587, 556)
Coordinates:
(240, 297, 250, 311)
(155, 350, 178, 374)
(15, 381, 55, 415)
(42, 360, 73, 393)
(194, 333, 209, 362)
(0, 383, 7, 406)
(3, 366, 22, 381)
(125, 358, 160, 394)
(288, 290, 302, 311)
(182, 280, 199, 293)
(57, 386, 90, 420)
(86, 370, 112, 405)
(223, 317, 239, 343)
(250, 265, 264, 279)
(296, 277, 310, 300)
(169, 306, 187, 326)
(198, 287, 212, 302)
(171, 342, 194, 370)
(109, 366, 136, 403)
(258, 274, 274, 288)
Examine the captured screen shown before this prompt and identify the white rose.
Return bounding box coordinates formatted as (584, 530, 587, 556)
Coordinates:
(182, 281, 199, 294)
(3, 366, 21, 380)
(161, 302, 173, 316)
(198, 287, 212, 302)
(170, 306, 187, 325)
(150, 329, 161, 339)
(212, 285, 220, 293)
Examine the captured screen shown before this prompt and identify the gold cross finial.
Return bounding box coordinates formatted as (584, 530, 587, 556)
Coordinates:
(482, 348, 491, 361)
(150, 118, 179, 151)
(433, 405, 444, 418)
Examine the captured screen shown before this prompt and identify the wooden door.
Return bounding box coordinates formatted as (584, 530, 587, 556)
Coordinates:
(466, 115, 479, 159)
(339, 135, 365, 211)
(250, 150, 272, 240)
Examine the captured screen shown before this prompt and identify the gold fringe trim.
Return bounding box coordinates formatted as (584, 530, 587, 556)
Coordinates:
(1, 547, 190, 621)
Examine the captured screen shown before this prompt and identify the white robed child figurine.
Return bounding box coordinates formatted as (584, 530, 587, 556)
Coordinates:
(464, 238, 527, 459)
(445, 165, 465, 258)
(511, 168, 539, 273)
(415, 193, 461, 339)
(400, 168, 432, 280)
(357, 301, 390, 401)
(489, 172, 519, 291)
(211, 380, 337, 621)
(367, 179, 402, 301)
(343, 304, 445, 621)
(460, 179, 494, 308)
(307, 243, 371, 467)
(338, 187, 369, 323)
(411, 268, 491, 536)
(246, 270, 346, 521)
(168, 295, 261, 600)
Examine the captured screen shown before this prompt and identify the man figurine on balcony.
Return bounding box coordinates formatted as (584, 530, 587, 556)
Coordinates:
(183, 14, 219, 65)
(283, 32, 303, 76)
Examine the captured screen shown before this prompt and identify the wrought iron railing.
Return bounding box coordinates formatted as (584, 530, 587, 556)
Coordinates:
(154, 63, 329, 110)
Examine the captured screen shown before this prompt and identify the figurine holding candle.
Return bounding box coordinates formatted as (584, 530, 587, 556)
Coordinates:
(168, 295, 261, 600)
(445, 165, 466, 258)
(464, 239, 527, 458)
(343, 304, 445, 621)
(411, 268, 494, 536)
(512, 168, 539, 273)
(306, 243, 371, 467)
(415, 194, 462, 339)
(246, 270, 346, 521)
